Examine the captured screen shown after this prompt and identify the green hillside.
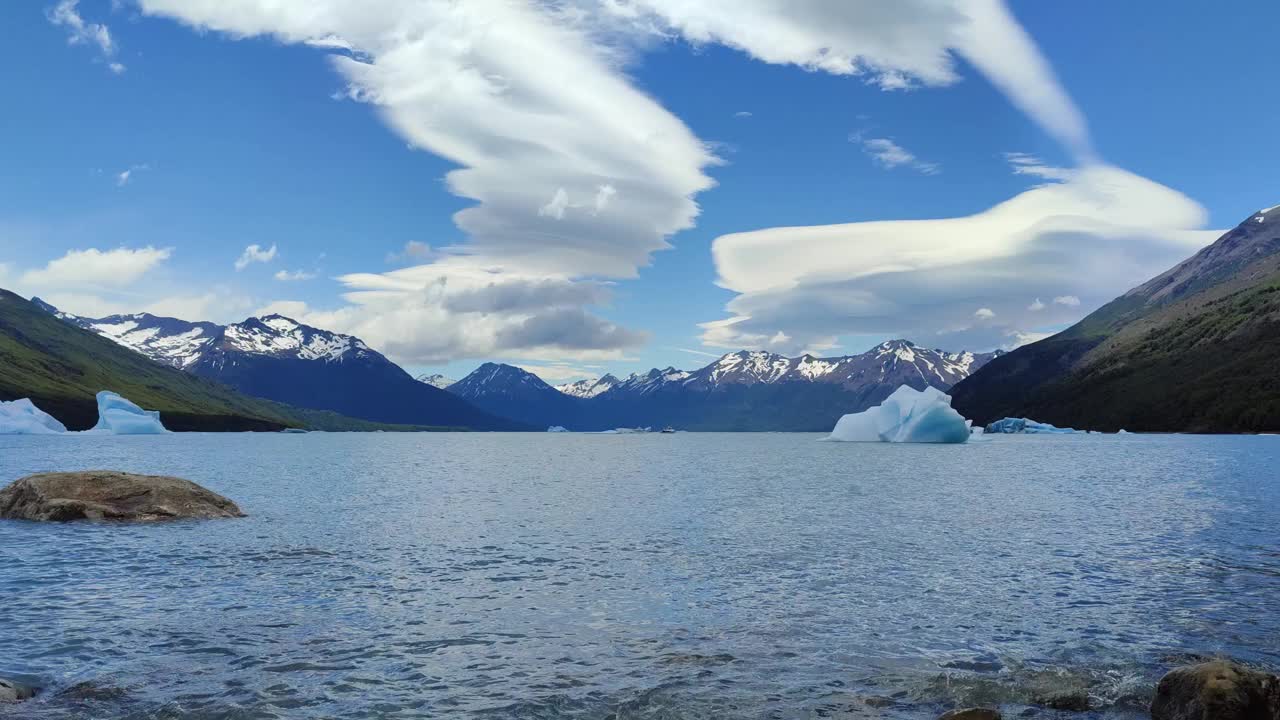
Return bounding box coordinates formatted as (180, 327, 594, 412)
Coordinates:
(951, 209, 1280, 433)
(0, 289, 441, 432)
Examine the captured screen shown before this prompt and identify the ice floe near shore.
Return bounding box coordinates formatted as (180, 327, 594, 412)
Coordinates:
(0, 399, 68, 435)
(90, 392, 169, 435)
(0, 393, 168, 435)
(985, 417, 1080, 434)
(826, 385, 971, 444)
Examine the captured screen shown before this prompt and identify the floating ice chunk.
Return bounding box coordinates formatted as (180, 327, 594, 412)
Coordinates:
(826, 385, 971, 444)
(547, 425, 569, 433)
(985, 417, 1079, 434)
(0, 399, 68, 435)
(91, 391, 169, 434)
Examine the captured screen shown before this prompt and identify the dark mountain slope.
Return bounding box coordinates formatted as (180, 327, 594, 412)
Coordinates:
(952, 207, 1280, 432)
(36, 303, 526, 431)
(0, 289, 407, 431)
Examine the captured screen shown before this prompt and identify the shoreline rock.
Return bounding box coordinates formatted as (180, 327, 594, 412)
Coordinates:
(0, 678, 36, 703)
(1152, 661, 1280, 720)
(0, 471, 244, 522)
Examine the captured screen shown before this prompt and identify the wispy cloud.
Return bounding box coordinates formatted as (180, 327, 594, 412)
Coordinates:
(20, 246, 172, 289)
(1004, 152, 1072, 182)
(385, 241, 434, 265)
(733, 110, 752, 119)
(274, 269, 316, 282)
(47, 0, 125, 73)
(234, 243, 278, 271)
(852, 133, 940, 175)
(115, 163, 150, 187)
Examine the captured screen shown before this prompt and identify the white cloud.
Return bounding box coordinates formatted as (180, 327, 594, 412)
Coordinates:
(143, 291, 253, 323)
(538, 188, 571, 220)
(733, 110, 752, 118)
(20, 246, 172, 289)
(1004, 152, 1072, 182)
(593, 184, 617, 214)
(515, 362, 599, 383)
(136, 0, 718, 362)
(854, 134, 940, 175)
(234, 243, 278, 271)
(274, 269, 316, 281)
(1053, 295, 1081, 307)
(385, 241, 434, 264)
(115, 163, 149, 187)
(702, 164, 1220, 352)
(974, 307, 995, 320)
(48, 0, 125, 73)
(1027, 298, 1045, 311)
(253, 300, 311, 319)
(607, 0, 1094, 159)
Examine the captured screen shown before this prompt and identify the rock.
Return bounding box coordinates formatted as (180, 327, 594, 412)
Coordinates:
(939, 709, 1001, 720)
(1032, 689, 1090, 711)
(1152, 661, 1280, 720)
(0, 471, 244, 522)
(0, 678, 36, 702)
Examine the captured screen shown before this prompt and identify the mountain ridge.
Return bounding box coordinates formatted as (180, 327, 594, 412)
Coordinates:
(951, 206, 1280, 432)
(37, 301, 527, 431)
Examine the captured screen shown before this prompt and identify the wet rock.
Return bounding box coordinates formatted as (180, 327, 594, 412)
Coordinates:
(0, 678, 36, 703)
(1151, 661, 1280, 720)
(0, 471, 244, 522)
(1032, 689, 1090, 711)
(939, 708, 1001, 720)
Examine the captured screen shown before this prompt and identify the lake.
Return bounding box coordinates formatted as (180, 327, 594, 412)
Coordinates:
(1, 432, 1277, 719)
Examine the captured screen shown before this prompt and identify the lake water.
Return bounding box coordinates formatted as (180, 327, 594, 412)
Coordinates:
(1, 432, 1277, 719)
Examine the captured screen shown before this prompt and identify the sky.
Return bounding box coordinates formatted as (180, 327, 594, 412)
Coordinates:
(3, 0, 1277, 384)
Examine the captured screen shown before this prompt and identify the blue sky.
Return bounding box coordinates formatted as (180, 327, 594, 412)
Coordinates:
(3, 0, 1276, 383)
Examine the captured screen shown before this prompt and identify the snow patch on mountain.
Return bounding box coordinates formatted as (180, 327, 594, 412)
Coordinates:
(556, 374, 619, 398)
(417, 374, 456, 389)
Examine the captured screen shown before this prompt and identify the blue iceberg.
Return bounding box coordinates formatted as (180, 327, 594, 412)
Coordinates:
(0, 398, 68, 435)
(91, 391, 169, 435)
(985, 417, 1079, 434)
(826, 385, 971, 444)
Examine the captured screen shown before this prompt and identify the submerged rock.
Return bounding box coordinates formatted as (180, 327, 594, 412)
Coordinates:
(939, 709, 1001, 720)
(1151, 661, 1280, 720)
(0, 471, 243, 522)
(0, 678, 36, 703)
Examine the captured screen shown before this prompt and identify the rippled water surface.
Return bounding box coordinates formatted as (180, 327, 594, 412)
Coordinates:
(1, 432, 1278, 719)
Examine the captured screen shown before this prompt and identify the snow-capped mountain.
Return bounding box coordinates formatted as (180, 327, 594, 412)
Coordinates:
(555, 374, 620, 399)
(34, 301, 522, 431)
(450, 340, 1001, 431)
(551, 341, 1001, 398)
(416, 374, 456, 389)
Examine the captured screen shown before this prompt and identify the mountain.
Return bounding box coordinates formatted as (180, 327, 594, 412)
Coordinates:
(417, 374, 456, 389)
(555, 374, 620, 399)
(448, 363, 581, 428)
(37, 302, 525, 431)
(2, 290, 416, 432)
(449, 341, 1001, 431)
(951, 207, 1280, 432)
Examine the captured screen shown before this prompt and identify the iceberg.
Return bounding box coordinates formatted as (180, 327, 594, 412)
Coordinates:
(0, 398, 68, 435)
(91, 391, 169, 435)
(826, 385, 971, 444)
(547, 425, 569, 433)
(984, 417, 1080, 434)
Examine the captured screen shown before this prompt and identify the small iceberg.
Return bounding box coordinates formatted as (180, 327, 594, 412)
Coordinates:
(91, 391, 169, 435)
(985, 417, 1080, 434)
(826, 385, 971, 444)
(0, 399, 68, 435)
(547, 425, 569, 433)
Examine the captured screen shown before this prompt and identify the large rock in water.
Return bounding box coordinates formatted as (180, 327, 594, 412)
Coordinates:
(0, 678, 36, 702)
(1151, 661, 1280, 720)
(0, 471, 243, 522)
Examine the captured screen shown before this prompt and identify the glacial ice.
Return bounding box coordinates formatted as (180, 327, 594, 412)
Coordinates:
(984, 417, 1079, 434)
(547, 425, 569, 433)
(0, 398, 68, 435)
(826, 385, 971, 444)
(91, 391, 169, 435)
